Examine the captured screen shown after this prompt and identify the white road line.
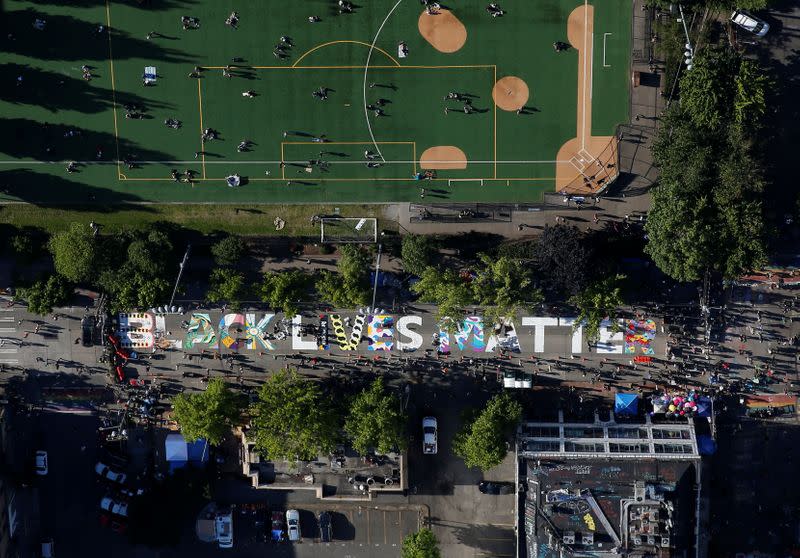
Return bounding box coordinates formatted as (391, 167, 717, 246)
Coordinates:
(0, 359, 19, 364)
(0, 317, 13, 322)
(0, 328, 16, 333)
(363, 0, 405, 163)
(0, 309, 14, 312)
(603, 33, 613, 67)
(0, 349, 18, 354)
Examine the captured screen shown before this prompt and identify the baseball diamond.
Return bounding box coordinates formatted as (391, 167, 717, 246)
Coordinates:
(0, 0, 631, 204)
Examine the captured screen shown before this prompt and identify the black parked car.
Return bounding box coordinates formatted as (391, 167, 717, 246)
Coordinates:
(318, 511, 332, 542)
(478, 481, 515, 495)
(81, 316, 95, 347)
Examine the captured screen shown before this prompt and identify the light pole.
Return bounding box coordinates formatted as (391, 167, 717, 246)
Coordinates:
(371, 243, 382, 310)
(169, 244, 192, 308)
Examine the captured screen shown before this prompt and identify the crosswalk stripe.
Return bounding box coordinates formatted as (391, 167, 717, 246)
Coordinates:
(0, 349, 18, 354)
(0, 359, 19, 364)
(0, 328, 16, 333)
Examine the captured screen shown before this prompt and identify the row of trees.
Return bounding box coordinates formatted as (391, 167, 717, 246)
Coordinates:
(645, 47, 771, 281)
(174, 372, 523, 473)
(172, 372, 406, 458)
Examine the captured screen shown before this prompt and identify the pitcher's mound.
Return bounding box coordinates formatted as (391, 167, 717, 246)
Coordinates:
(418, 9, 467, 53)
(492, 76, 530, 111)
(420, 146, 467, 170)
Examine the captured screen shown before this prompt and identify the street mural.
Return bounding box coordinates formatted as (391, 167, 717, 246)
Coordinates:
(624, 318, 657, 355)
(117, 312, 662, 355)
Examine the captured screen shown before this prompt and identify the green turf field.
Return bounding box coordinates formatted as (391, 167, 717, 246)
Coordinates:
(0, 0, 630, 205)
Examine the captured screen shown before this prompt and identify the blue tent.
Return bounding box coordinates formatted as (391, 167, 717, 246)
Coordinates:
(695, 396, 712, 418)
(697, 435, 716, 455)
(614, 393, 639, 416)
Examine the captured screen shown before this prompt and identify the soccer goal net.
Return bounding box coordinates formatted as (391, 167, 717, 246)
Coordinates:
(320, 217, 378, 243)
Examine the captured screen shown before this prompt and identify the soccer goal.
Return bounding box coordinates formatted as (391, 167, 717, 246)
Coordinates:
(320, 217, 378, 243)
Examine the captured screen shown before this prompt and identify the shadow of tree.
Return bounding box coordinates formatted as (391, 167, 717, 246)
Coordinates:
(1, 64, 175, 114)
(0, 117, 173, 162)
(448, 523, 515, 553)
(0, 168, 154, 208)
(1, 7, 191, 63)
(26, 0, 197, 7)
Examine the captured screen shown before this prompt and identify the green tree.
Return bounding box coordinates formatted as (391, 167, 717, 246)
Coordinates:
(211, 235, 247, 267)
(257, 270, 312, 316)
(678, 48, 740, 129)
(472, 254, 542, 325)
(402, 528, 441, 558)
(316, 245, 371, 308)
(48, 223, 97, 283)
(171, 378, 243, 445)
(344, 378, 406, 455)
(734, 59, 771, 134)
(17, 275, 72, 315)
(411, 267, 474, 328)
(207, 269, 247, 308)
(98, 266, 171, 313)
(401, 235, 436, 276)
(452, 392, 522, 471)
(249, 369, 340, 461)
(532, 225, 593, 295)
(570, 274, 625, 344)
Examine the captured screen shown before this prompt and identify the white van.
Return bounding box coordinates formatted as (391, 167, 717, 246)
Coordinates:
(216, 512, 233, 549)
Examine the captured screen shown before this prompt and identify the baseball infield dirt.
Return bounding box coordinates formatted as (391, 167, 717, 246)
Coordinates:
(419, 146, 468, 169)
(418, 9, 467, 53)
(555, 4, 618, 194)
(492, 76, 530, 111)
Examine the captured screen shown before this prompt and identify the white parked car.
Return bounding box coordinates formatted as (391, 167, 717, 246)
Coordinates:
(95, 462, 127, 484)
(731, 10, 769, 37)
(422, 417, 438, 455)
(216, 512, 233, 549)
(100, 496, 128, 517)
(286, 509, 301, 542)
(35, 451, 48, 476)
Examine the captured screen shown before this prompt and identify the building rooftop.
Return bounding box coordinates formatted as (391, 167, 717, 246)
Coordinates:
(519, 413, 701, 558)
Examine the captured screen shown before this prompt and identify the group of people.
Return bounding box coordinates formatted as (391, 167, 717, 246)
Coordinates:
(273, 36, 292, 59)
(181, 16, 200, 30)
(443, 91, 476, 114)
(169, 169, 195, 183)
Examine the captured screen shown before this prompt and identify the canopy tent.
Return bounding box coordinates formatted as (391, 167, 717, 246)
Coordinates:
(695, 396, 712, 418)
(614, 393, 639, 416)
(697, 435, 716, 455)
(165, 433, 208, 472)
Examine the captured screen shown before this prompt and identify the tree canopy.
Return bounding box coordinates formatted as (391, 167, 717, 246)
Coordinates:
(17, 275, 72, 315)
(402, 528, 441, 558)
(316, 245, 371, 308)
(530, 225, 593, 295)
(256, 270, 312, 316)
(211, 235, 247, 267)
(452, 392, 522, 471)
(249, 369, 340, 461)
(171, 378, 242, 445)
(411, 255, 541, 327)
(49, 222, 97, 283)
(344, 378, 406, 455)
(206, 269, 247, 308)
(401, 234, 436, 276)
(645, 47, 769, 281)
(570, 274, 625, 344)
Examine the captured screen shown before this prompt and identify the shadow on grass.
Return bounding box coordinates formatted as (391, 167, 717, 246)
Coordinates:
(0, 168, 155, 209)
(1, 64, 176, 114)
(0, 117, 173, 162)
(1, 7, 192, 63)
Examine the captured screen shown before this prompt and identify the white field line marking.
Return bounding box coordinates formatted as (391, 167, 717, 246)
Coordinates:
(0, 160, 563, 165)
(363, 0, 405, 162)
(603, 33, 613, 67)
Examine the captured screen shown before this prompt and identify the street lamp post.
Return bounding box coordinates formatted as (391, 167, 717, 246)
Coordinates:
(371, 243, 382, 310)
(169, 244, 192, 309)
